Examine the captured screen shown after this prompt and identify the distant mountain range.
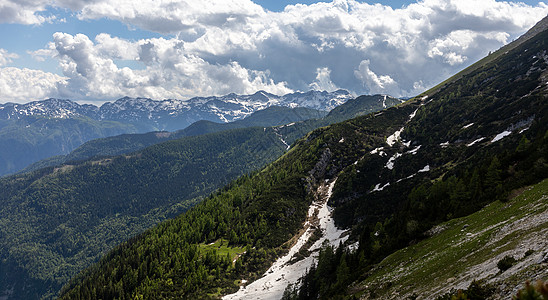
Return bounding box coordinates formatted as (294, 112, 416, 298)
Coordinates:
(0, 90, 353, 132)
(0, 90, 353, 176)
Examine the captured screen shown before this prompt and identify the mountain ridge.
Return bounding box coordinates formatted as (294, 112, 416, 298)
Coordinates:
(1, 89, 353, 130)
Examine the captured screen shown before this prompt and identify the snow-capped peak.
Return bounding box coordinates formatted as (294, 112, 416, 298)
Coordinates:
(0, 90, 354, 131)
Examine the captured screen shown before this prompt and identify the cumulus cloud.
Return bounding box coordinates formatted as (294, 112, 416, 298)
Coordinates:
(0, 67, 66, 103)
(355, 60, 400, 95)
(35, 32, 292, 100)
(309, 67, 340, 92)
(4, 0, 548, 103)
(0, 0, 60, 24)
(78, 0, 266, 34)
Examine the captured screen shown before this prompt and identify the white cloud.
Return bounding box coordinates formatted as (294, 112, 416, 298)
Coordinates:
(3, 0, 548, 103)
(35, 32, 292, 101)
(309, 67, 340, 92)
(0, 0, 60, 25)
(354, 60, 400, 95)
(78, 0, 266, 34)
(0, 49, 19, 66)
(0, 67, 66, 102)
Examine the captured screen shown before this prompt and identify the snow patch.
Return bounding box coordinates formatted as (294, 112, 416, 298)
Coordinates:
(386, 127, 404, 147)
(339, 137, 345, 143)
(491, 131, 511, 143)
(440, 141, 450, 148)
(397, 173, 416, 183)
(279, 122, 296, 128)
(418, 165, 430, 173)
(406, 145, 421, 155)
(467, 137, 485, 147)
(386, 153, 402, 170)
(519, 127, 529, 134)
(372, 182, 390, 192)
(409, 108, 419, 120)
(382, 95, 387, 108)
(273, 128, 290, 150)
(223, 180, 348, 300)
(370, 147, 386, 156)
(347, 241, 360, 252)
(462, 123, 474, 129)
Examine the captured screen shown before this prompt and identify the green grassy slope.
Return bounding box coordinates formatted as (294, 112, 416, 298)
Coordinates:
(352, 179, 548, 299)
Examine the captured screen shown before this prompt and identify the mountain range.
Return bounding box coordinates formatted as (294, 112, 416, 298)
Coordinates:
(55, 14, 548, 300)
(0, 94, 401, 299)
(0, 90, 352, 129)
(0, 90, 353, 177)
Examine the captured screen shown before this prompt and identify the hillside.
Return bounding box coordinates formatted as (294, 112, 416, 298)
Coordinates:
(19, 105, 328, 173)
(351, 178, 548, 299)
(59, 15, 547, 300)
(0, 94, 398, 299)
(0, 116, 137, 177)
(0, 90, 352, 177)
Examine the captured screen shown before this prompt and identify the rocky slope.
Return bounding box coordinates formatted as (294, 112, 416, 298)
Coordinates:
(352, 179, 548, 299)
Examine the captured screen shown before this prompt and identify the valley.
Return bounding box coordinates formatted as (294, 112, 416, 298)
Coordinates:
(0, 94, 399, 299)
(0, 6, 547, 300)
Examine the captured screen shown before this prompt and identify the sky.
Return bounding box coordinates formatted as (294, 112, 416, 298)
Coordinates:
(0, 0, 547, 104)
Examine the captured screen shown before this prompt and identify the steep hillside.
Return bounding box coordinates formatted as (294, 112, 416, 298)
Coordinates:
(0, 94, 397, 299)
(351, 178, 548, 299)
(59, 16, 547, 300)
(285, 17, 548, 300)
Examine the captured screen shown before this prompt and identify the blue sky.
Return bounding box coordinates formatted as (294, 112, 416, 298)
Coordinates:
(0, 0, 547, 104)
(256, 0, 419, 11)
(256, 0, 544, 11)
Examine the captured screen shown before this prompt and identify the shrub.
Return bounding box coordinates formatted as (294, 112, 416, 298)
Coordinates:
(524, 249, 535, 258)
(466, 279, 495, 300)
(497, 255, 517, 272)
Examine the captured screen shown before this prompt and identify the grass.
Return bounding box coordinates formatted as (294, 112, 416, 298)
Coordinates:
(198, 239, 247, 264)
(352, 178, 548, 299)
